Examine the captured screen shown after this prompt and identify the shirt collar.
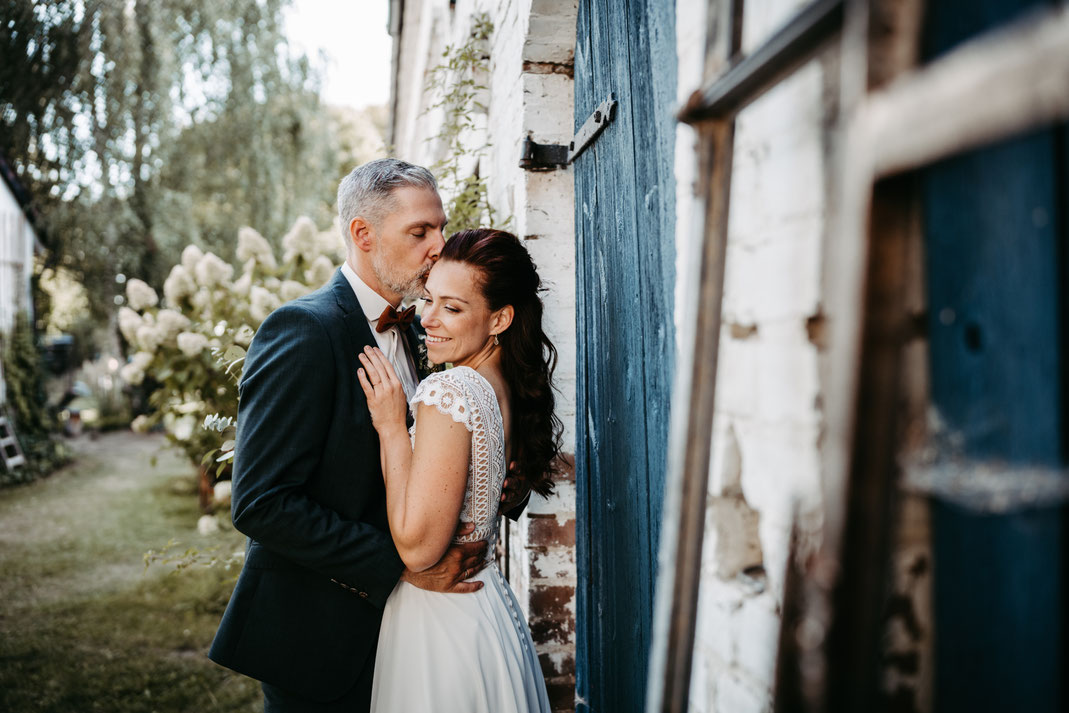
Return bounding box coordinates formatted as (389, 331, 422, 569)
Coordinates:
(341, 260, 401, 327)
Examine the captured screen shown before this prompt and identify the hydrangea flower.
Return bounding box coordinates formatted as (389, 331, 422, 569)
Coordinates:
(231, 269, 253, 298)
(135, 324, 165, 354)
(163, 264, 196, 305)
(119, 352, 154, 386)
(305, 255, 335, 287)
(126, 279, 159, 311)
(156, 309, 191, 340)
(249, 285, 281, 323)
(280, 280, 310, 302)
(118, 306, 142, 343)
(194, 252, 235, 288)
(181, 244, 205, 274)
(282, 216, 320, 263)
(237, 227, 278, 271)
(177, 331, 210, 357)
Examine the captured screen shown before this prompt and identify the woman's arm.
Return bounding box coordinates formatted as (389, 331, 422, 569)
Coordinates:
(380, 404, 470, 571)
(357, 347, 472, 572)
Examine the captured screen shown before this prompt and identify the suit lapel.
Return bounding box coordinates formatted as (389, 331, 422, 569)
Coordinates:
(332, 268, 424, 386)
(330, 269, 378, 361)
(404, 323, 426, 380)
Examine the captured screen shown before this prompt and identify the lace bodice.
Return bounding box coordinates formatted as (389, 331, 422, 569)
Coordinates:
(409, 367, 505, 559)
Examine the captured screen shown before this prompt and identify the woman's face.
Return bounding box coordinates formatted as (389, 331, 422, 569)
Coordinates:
(420, 260, 502, 367)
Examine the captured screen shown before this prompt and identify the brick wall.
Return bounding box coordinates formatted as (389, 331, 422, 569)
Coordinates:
(674, 1, 838, 710)
(392, 2, 578, 709)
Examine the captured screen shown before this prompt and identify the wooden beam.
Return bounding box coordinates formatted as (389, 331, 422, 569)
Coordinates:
(774, 1, 927, 710)
(646, 2, 741, 711)
(865, 4, 1069, 178)
(678, 0, 843, 124)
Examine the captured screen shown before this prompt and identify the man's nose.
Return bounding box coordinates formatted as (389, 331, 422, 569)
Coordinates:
(428, 229, 445, 260)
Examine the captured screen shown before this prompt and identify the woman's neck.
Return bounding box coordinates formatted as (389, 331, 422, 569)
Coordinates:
(455, 342, 501, 374)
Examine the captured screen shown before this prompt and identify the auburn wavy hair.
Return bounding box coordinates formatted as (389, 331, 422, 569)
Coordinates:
(439, 229, 562, 497)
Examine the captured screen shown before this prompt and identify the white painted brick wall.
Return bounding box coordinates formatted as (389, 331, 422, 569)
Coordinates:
(394, 0, 576, 453)
(675, 1, 834, 711)
(394, 3, 577, 706)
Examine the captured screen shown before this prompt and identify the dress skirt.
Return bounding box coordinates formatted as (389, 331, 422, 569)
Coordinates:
(370, 562, 552, 713)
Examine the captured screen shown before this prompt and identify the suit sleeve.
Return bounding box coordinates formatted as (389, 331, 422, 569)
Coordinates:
(230, 303, 404, 608)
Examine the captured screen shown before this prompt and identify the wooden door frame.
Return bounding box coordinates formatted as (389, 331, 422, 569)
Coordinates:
(646, 1, 1069, 711)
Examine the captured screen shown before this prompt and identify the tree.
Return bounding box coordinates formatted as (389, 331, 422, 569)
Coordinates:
(0, 0, 361, 319)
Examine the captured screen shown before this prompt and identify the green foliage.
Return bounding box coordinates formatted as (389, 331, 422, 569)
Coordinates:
(1, 312, 68, 486)
(424, 13, 509, 232)
(0, 0, 373, 320)
(3, 312, 50, 435)
(144, 536, 243, 580)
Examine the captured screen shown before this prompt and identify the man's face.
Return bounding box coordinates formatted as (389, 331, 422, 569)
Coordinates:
(368, 186, 448, 300)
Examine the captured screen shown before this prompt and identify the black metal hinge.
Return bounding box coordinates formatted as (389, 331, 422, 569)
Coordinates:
(518, 93, 618, 171)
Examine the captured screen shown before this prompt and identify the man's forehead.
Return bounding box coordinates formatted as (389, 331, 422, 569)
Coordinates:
(388, 186, 445, 220)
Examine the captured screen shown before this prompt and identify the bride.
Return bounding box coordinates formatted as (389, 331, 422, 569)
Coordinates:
(356, 228, 560, 712)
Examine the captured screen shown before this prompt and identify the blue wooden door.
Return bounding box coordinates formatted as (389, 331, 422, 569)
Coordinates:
(572, 0, 676, 710)
(922, 1, 1067, 710)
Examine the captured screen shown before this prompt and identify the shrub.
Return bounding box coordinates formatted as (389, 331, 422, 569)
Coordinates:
(119, 218, 343, 485)
(1, 311, 69, 486)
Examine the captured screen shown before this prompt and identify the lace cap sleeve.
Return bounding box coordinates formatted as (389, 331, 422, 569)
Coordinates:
(410, 370, 478, 432)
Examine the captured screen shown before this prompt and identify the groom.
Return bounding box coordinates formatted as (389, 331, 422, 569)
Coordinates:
(209, 159, 517, 712)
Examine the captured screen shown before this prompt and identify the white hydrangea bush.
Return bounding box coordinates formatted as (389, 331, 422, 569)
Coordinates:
(120, 217, 343, 481)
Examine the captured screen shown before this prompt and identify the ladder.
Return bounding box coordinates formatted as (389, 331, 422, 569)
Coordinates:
(0, 409, 26, 470)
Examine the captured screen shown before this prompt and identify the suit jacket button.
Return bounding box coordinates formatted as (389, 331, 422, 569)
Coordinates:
(359, 591, 368, 598)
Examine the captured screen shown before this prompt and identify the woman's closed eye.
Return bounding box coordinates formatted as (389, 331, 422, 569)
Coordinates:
(422, 296, 459, 313)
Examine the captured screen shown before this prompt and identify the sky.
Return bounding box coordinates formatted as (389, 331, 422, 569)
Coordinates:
(284, 0, 393, 110)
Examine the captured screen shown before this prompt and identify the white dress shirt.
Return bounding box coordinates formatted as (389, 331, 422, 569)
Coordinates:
(340, 261, 420, 402)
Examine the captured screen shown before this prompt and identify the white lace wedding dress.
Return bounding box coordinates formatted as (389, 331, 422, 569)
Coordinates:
(369, 366, 551, 713)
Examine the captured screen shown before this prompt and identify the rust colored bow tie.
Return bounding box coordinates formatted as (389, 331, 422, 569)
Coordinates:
(376, 304, 416, 333)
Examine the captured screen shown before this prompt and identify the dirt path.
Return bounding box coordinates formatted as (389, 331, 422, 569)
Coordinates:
(0, 431, 258, 713)
(0, 432, 190, 605)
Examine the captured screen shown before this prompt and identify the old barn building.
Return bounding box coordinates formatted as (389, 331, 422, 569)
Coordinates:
(389, 1, 1069, 711)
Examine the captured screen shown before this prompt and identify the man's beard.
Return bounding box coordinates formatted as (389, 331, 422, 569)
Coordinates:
(372, 253, 431, 300)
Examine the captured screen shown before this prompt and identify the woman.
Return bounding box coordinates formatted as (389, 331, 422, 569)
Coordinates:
(356, 228, 560, 712)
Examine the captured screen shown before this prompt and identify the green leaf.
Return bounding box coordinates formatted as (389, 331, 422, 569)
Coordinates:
(221, 345, 246, 362)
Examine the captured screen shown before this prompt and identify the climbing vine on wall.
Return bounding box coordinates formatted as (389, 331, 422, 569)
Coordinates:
(424, 13, 509, 232)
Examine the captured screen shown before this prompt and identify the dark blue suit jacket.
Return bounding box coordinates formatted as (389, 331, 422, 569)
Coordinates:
(208, 269, 414, 702)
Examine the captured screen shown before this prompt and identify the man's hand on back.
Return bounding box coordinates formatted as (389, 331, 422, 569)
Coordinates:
(400, 522, 488, 593)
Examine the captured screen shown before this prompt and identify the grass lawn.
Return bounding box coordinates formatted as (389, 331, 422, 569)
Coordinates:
(0, 432, 260, 713)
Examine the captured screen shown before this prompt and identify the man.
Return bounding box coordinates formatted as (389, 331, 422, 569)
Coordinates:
(209, 159, 526, 711)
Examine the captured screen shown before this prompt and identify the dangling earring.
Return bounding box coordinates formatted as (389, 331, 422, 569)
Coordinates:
(493, 334, 499, 346)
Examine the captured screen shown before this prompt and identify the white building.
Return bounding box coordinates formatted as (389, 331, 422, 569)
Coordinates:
(389, 1, 1069, 712)
(0, 155, 40, 403)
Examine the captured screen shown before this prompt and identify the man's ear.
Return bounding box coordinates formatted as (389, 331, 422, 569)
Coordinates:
(349, 216, 374, 253)
(491, 305, 515, 336)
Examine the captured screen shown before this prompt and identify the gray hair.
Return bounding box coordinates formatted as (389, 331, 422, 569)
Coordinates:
(337, 158, 438, 247)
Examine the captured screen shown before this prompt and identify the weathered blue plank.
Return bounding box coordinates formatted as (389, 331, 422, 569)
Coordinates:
(626, 0, 676, 566)
(574, 1, 602, 707)
(574, 0, 676, 710)
(923, 2, 1067, 708)
(924, 128, 1067, 713)
(923, 47, 1066, 713)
